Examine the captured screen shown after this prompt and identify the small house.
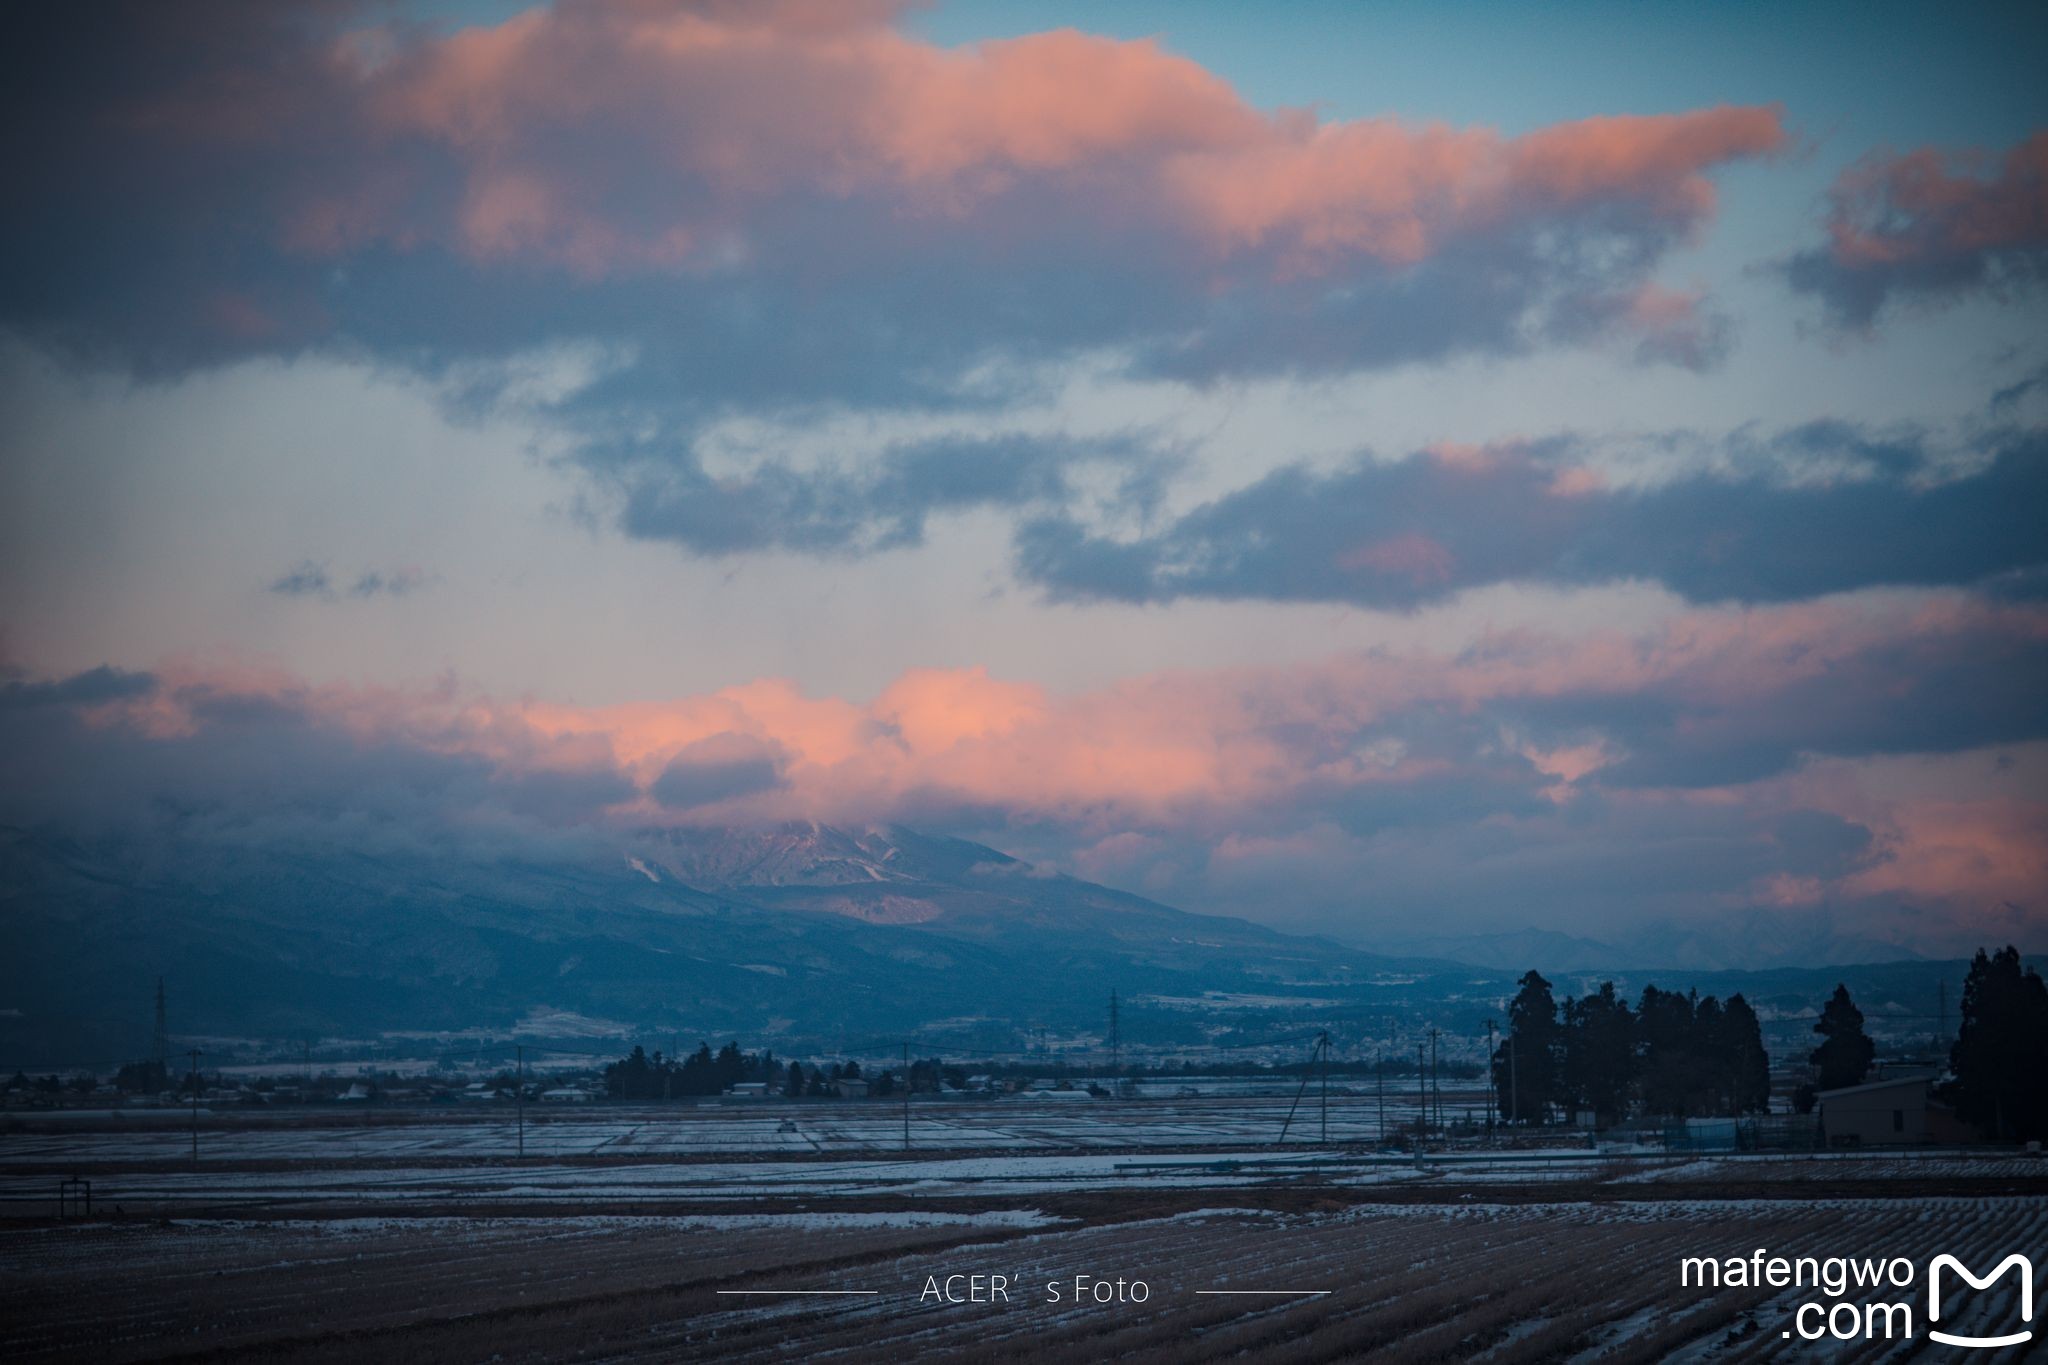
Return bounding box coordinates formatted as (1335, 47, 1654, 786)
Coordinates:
(1815, 1071, 1970, 1146)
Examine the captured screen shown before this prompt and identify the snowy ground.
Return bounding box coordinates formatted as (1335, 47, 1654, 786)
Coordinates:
(0, 1091, 1463, 1162)
(4, 1195, 2043, 1362)
(3, 1100, 2039, 1211)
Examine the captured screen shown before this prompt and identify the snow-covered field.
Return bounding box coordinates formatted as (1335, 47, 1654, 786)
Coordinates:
(0, 1092, 1457, 1161)
(4, 1195, 2043, 1363)
(5, 1104, 2043, 1360)
(3, 1101, 2039, 1210)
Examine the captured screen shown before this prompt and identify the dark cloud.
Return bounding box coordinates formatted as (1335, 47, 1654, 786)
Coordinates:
(347, 568, 426, 599)
(0, 670, 630, 843)
(1380, 595, 2048, 792)
(1, 2, 1775, 418)
(1785, 132, 2048, 329)
(268, 562, 333, 598)
(494, 765, 638, 824)
(651, 733, 787, 811)
(614, 433, 1168, 558)
(1016, 424, 2048, 608)
(268, 562, 428, 600)
(0, 664, 156, 710)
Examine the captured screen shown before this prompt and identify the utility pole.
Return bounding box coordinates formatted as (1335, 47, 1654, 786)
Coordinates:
(1428, 1027, 1440, 1130)
(1485, 1018, 1498, 1142)
(1318, 1031, 1329, 1145)
(153, 978, 169, 1086)
(1278, 1033, 1326, 1146)
(1937, 980, 1948, 1055)
(901, 1042, 911, 1151)
(1107, 990, 1121, 1098)
(1376, 1051, 1386, 1143)
(184, 1048, 203, 1164)
(1417, 1043, 1427, 1138)
(515, 1043, 525, 1159)
(1509, 1034, 1519, 1126)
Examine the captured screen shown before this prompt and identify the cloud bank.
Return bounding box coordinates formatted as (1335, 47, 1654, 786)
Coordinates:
(1018, 423, 2048, 608)
(6, 590, 2042, 947)
(3, 0, 1779, 405)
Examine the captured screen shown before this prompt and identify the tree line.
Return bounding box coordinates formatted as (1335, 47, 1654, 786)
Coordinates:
(1492, 944, 2048, 1141)
(601, 1042, 962, 1100)
(602, 1042, 780, 1099)
(1941, 946, 2046, 1140)
(1490, 972, 1769, 1126)
(1789, 949, 2048, 1142)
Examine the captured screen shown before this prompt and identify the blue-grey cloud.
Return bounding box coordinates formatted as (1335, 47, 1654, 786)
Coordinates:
(0, 664, 156, 710)
(1016, 424, 2048, 608)
(0, 2, 1773, 423)
(0, 668, 634, 842)
(1785, 132, 2048, 329)
(268, 562, 427, 600)
(346, 568, 426, 599)
(651, 733, 787, 811)
(268, 562, 334, 598)
(613, 433, 1171, 558)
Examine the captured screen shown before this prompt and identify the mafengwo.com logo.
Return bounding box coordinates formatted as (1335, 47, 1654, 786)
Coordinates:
(1928, 1254, 2034, 1349)
(1680, 1249, 2034, 1346)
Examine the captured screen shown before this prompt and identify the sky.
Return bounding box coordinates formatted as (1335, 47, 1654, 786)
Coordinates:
(1, 0, 2045, 957)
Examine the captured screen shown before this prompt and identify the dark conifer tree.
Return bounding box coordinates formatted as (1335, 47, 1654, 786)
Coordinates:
(1635, 985, 1700, 1117)
(1943, 945, 2048, 1141)
(1810, 983, 1875, 1092)
(1561, 982, 1636, 1126)
(1492, 970, 1560, 1124)
(1721, 993, 1771, 1114)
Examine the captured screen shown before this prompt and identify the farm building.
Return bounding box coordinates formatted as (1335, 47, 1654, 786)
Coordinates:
(1815, 1072, 1973, 1146)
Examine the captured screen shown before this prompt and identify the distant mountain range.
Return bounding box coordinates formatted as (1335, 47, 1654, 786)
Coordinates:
(1378, 917, 1933, 975)
(0, 821, 2009, 1068)
(0, 821, 1468, 1065)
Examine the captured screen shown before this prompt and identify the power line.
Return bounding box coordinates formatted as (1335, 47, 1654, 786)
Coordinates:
(1277, 1031, 1330, 1145)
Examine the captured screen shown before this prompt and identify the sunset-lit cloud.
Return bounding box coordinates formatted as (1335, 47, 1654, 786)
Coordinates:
(7, 591, 2042, 947)
(4, 1, 1779, 401)
(1, 1, 2043, 963)
(1788, 131, 2048, 328)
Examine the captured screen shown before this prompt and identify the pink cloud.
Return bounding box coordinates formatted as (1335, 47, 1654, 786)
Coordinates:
(268, 2, 1782, 283)
(14, 2, 1791, 384)
(1336, 532, 1457, 586)
(97, 594, 2042, 836)
(1792, 130, 2048, 325)
(1843, 795, 2048, 909)
(36, 590, 2042, 945)
(1825, 132, 2048, 269)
